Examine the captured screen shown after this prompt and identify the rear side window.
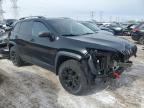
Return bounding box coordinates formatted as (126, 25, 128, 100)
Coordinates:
(19, 21, 33, 35)
(13, 23, 20, 33)
(32, 22, 49, 36)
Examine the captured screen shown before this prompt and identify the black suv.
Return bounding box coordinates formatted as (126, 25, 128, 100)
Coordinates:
(9, 16, 137, 95)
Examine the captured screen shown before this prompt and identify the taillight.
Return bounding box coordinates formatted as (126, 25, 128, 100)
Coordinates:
(132, 28, 139, 32)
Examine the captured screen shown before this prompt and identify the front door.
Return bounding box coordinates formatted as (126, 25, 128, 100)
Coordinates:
(29, 21, 57, 66)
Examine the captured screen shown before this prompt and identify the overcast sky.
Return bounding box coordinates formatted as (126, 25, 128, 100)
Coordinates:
(3, 0, 144, 21)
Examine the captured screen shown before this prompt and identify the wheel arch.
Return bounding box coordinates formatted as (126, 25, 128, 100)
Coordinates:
(55, 51, 83, 75)
(8, 41, 16, 50)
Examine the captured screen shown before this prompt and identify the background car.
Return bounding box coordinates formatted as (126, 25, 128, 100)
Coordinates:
(0, 19, 16, 48)
(105, 24, 123, 35)
(2, 19, 17, 31)
(80, 21, 114, 35)
(122, 24, 138, 36)
(0, 35, 8, 48)
(131, 22, 144, 44)
(99, 25, 114, 34)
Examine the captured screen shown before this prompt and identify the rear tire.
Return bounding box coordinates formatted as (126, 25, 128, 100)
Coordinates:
(10, 46, 24, 67)
(58, 60, 93, 95)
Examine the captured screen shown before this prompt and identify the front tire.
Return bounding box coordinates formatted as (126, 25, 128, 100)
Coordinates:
(58, 60, 92, 95)
(10, 46, 24, 66)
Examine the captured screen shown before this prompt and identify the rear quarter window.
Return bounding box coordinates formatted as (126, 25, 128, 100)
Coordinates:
(13, 23, 21, 33)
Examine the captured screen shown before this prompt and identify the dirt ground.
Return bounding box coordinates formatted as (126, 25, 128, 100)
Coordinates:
(0, 36, 144, 108)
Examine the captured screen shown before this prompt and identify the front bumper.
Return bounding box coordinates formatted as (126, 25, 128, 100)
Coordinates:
(86, 49, 135, 78)
(88, 54, 132, 77)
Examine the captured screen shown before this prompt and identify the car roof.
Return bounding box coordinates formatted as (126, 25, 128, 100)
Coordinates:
(19, 16, 71, 21)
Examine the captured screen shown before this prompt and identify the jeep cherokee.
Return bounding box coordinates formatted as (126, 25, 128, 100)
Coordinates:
(9, 16, 137, 95)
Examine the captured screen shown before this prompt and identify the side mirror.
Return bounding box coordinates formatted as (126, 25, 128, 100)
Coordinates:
(39, 32, 55, 41)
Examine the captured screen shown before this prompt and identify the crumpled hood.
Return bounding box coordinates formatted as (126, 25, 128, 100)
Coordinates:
(67, 33, 135, 54)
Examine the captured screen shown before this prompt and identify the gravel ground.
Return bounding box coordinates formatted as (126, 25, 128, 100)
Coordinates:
(0, 36, 144, 108)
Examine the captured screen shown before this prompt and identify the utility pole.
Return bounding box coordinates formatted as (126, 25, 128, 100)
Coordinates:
(115, 16, 118, 22)
(99, 11, 103, 22)
(90, 11, 94, 20)
(109, 16, 112, 22)
(11, 0, 18, 19)
(0, 0, 4, 21)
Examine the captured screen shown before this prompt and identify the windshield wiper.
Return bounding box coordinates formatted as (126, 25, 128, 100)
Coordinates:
(62, 34, 79, 36)
(82, 33, 94, 35)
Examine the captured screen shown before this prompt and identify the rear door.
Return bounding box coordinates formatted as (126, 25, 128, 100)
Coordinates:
(17, 21, 33, 60)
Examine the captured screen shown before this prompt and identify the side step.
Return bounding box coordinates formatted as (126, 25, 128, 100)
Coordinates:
(0, 48, 9, 59)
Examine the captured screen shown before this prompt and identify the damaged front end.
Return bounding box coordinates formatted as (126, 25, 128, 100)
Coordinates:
(85, 45, 137, 79)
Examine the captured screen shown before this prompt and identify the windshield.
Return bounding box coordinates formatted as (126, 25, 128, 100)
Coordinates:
(81, 22, 101, 32)
(47, 19, 94, 36)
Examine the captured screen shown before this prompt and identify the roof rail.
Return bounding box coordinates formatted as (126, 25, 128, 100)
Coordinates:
(19, 16, 45, 20)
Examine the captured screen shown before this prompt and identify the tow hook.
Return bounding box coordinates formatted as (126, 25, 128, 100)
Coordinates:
(112, 71, 120, 79)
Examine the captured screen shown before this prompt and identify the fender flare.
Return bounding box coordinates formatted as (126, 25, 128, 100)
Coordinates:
(55, 51, 82, 74)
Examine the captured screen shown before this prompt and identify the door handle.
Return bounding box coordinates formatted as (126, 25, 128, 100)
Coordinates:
(30, 39, 35, 42)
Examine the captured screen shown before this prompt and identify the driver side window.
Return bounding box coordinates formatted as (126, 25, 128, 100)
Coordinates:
(32, 22, 49, 36)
